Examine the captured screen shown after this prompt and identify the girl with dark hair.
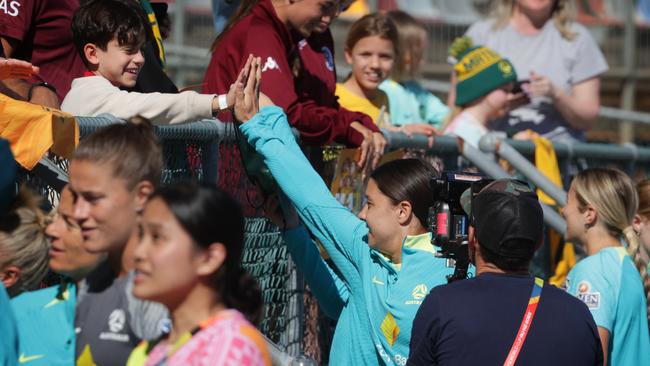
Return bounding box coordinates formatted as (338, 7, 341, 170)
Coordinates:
(234, 57, 456, 365)
(128, 183, 270, 365)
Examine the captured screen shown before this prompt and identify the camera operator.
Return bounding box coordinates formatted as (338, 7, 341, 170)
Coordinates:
(408, 179, 603, 366)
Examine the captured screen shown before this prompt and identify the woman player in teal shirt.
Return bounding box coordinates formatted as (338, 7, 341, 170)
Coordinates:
(234, 63, 458, 365)
(563, 168, 650, 365)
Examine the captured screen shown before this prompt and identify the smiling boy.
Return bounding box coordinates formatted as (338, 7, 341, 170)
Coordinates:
(62, 0, 238, 124)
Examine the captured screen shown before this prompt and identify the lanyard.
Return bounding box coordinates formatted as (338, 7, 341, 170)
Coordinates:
(503, 277, 544, 366)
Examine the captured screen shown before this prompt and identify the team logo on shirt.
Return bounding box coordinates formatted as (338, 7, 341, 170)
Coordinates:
(298, 39, 308, 50)
(108, 309, 126, 333)
(412, 284, 428, 300)
(0, 0, 20, 17)
(321, 46, 334, 71)
(405, 284, 428, 305)
(576, 281, 600, 309)
(262, 57, 280, 72)
(99, 309, 130, 343)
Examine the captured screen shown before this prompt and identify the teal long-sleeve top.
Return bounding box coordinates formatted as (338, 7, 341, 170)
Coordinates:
(379, 80, 449, 128)
(241, 106, 457, 365)
(283, 224, 349, 320)
(10, 282, 76, 366)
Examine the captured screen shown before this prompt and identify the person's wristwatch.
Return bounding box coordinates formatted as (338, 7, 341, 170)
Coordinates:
(218, 94, 228, 110)
(27, 81, 57, 101)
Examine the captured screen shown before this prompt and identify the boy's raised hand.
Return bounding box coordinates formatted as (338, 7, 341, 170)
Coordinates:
(225, 54, 254, 108)
(234, 56, 262, 123)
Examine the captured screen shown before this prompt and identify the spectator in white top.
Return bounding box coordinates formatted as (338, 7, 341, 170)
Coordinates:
(62, 0, 251, 124)
(449, 0, 608, 142)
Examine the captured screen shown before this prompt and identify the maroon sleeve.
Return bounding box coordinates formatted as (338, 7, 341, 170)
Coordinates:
(338, 107, 381, 146)
(0, 0, 34, 44)
(245, 29, 367, 147)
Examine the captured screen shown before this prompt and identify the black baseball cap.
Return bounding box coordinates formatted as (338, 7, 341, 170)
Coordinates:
(460, 179, 543, 258)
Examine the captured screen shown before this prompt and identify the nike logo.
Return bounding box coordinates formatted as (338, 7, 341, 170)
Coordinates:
(372, 276, 385, 285)
(18, 354, 44, 363)
(44, 288, 69, 308)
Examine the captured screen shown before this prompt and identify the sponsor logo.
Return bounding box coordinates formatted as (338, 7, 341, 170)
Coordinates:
(576, 281, 600, 309)
(18, 354, 44, 363)
(321, 46, 334, 72)
(99, 332, 130, 342)
(262, 57, 280, 72)
(578, 281, 590, 293)
(372, 276, 385, 285)
(0, 0, 20, 17)
(376, 344, 408, 366)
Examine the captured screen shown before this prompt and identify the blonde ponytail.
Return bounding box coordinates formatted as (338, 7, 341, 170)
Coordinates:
(623, 226, 650, 329)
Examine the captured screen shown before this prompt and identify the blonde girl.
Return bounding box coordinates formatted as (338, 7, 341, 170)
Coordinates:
(379, 10, 448, 132)
(335, 12, 397, 127)
(563, 168, 650, 365)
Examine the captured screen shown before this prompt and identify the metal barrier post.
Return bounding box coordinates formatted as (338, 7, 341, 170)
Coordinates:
(479, 133, 567, 207)
(461, 143, 567, 235)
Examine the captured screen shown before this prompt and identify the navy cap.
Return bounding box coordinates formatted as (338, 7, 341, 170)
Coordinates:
(461, 179, 544, 259)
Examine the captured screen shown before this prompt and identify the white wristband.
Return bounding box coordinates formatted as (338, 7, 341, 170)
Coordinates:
(218, 94, 228, 110)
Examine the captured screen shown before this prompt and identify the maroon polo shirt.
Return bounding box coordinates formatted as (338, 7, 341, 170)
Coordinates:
(0, 0, 86, 100)
(296, 29, 373, 135)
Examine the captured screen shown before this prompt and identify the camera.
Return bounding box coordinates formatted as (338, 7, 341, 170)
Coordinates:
(428, 172, 490, 283)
